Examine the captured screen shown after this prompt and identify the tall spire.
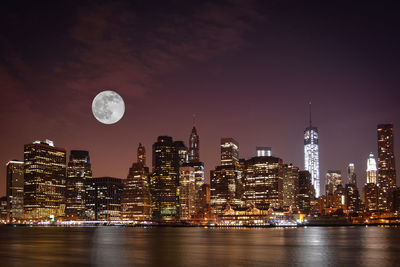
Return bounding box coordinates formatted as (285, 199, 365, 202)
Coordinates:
(189, 117, 200, 162)
(192, 114, 196, 127)
(137, 143, 146, 166)
(309, 100, 312, 128)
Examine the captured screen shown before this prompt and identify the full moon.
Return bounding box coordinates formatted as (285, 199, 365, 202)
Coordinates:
(92, 90, 125, 124)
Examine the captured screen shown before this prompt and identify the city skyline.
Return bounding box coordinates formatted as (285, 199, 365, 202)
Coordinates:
(1, 0, 400, 197)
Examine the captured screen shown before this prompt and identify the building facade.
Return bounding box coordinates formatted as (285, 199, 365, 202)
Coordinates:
(6, 160, 24, 222)
(85, 177, 123, 221)
(283, 164, 299, 211)
(377, 124, 397, 212)
(221, 138, 239, 166)
(24, 140, 66, 220)
(178, 166, 196, 220)
(66, 150, 92, 220)
(298, 171, 314, 214)
(243, 156, 284, 210)
(150, 136, 180, 222)
(121, 144, 151, 221)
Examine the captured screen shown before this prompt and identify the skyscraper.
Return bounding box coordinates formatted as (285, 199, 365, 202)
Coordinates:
(6, 160, 24, 222)
(304, 102, 320, 197)
(121, 143, 151, 221)
(66, 150, 92, 220)
(325, 170, 342, 196)
(366, 153, 377, 184)
(377, 123, 397, 212)
(221, 138, 239, 166)
(243, 156, 284, 210)
(347, 163, 357, 186)
(85, 177, 123, 221)
(24, 140, 66, 220)
(210, 165, 237, 214)
(297, 171, 314, 214)
(364, 153, 379, 212)
(283, 164, 299, 211)
(178, 166, 196, 220)
(151, 136, 180, 222)
(188, 126, 200, 163)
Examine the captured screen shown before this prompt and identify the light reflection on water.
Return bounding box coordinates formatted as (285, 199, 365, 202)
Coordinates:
(0, 226, 399, 266)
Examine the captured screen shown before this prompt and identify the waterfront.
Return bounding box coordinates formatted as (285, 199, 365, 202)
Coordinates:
(0, 226, 399, 266)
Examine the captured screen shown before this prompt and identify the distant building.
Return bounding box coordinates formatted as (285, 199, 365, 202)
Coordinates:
(6, 160, 24, 222)
(243, 156, 284, 210)
(283, 164, 299, 211)
(174, 141, 188, 166)
(377, 123, 397, 212)
(210, 165, 237, 214)
(364, 153, 379, 212)
(298, 171, 313, 214)
(366, 153, 377, 184)
(325, 170, 342, 196)
(345, 163, 360, 213)
(121, 144, 151, 221)
(256, 147, 271, 157)
(178, 166, 196, 220)
(188, 126, 200, 163)
(151, 136, 180, 222)
(221, 138, 239, 166)
(85, 177, 123, 221)
(24, 140, 66, 220)
(304, 102, 320, 197)
(183, 162, 204, 214)
(66, 150, 92, 220)
(0, 197, 7, 222)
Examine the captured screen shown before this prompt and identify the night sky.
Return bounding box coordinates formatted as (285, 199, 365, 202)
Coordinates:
(1, 0, 400, 196)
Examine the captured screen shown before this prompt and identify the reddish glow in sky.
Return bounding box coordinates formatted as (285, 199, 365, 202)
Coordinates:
(1, 0, 400, 196)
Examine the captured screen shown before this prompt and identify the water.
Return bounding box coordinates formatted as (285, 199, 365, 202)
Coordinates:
(0, 226, 399, 266)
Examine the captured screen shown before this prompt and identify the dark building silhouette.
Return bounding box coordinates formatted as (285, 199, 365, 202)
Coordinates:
(66, 150, 92, 220)
(188, 126, 200, 163)
(85, 177, 123, 221)
(151, 136, 180, 222)
(121, 144, 151, 221)
(298, 170, 314, 214)
(23, 140, 66, 220)
(6, 160, 24, 222)
(377, 123, 397, 212)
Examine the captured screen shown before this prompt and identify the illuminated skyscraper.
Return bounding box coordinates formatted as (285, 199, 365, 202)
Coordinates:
(344, 163, 359, 213)
(243, 156, 284, 209)
(304, 102, 320, 197)
(6, 160, 24, 222)
(221, 138, 239, 166)
(256, 147, 272, 157)
(188, 125, 200, 163)
(377, 123, 397, 211)
(24, 140, 66, 220)
(151, 136, 180, 222)
(210, 165, 237, 214)
(283, 164, 299, 211)
(66, 150, 92, 220)
(178, 166, 196, 220)
(347, 163, 357, 186)
(325, 170, 342, 196)
(364, 153, 379, 212)
(121, 143, 151, 221)
(366, 153, 377, 184)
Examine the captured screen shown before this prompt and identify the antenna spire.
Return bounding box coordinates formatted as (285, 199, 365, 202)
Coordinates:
(192, 114, 196, 127)
(309, 100, 312, 128)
